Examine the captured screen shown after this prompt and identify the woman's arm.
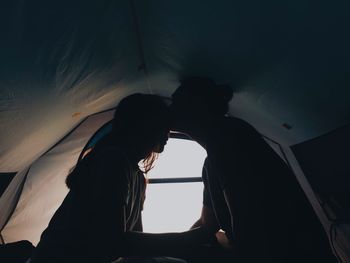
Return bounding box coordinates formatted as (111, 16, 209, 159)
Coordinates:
(132, 215, 143, 232)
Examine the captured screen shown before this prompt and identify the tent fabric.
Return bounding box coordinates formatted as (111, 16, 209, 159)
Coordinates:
(0, 0, 147, 173)
(1, 0, 350, 174)
(292, 124, 350, 220)
(284, 143, 350, 262)
(290, 125, 350, 262)
(332, 223, 350, 263)
(1, 111, 113, 244)
(0, 169, 29, 234)
(132, 0, 350, 144)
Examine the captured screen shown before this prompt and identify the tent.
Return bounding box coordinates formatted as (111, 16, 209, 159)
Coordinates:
(1, 0, 350, 261)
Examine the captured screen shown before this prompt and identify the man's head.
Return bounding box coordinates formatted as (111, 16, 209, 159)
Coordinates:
(170, 77, 234, 125)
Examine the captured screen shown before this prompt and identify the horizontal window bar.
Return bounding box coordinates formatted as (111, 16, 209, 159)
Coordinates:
(148, 177, 202, 184)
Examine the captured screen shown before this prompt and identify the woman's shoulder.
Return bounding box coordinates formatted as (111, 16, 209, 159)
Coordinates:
(78, 144, 132, 180)
(92, 144, 128, 163)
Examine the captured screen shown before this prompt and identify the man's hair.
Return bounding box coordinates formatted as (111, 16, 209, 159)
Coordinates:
(175, 77, 234, 115)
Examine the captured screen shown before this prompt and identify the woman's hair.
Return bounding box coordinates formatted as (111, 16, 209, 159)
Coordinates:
(175, 77, 234, 115)
(111, 93, 169, 137)
(142, 151, 158, 174)
(113, 93, 169, 173)
(66, 93, 169, 189)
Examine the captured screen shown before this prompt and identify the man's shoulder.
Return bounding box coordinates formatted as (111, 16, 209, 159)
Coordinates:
(226, 116, 255, 129)
(222, 116, 260, 138)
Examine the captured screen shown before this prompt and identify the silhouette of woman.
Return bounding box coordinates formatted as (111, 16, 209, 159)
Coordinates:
(30, 94, 214, 263)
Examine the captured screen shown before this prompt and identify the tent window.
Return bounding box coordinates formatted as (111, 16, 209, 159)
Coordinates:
(143, 137, 206, 232)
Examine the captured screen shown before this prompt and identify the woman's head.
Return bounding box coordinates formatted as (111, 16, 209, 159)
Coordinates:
(111, 93, 170, 171)
(66, 94, 169, 189)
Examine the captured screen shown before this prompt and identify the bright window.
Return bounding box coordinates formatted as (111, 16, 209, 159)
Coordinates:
(142, 137, 207, 233)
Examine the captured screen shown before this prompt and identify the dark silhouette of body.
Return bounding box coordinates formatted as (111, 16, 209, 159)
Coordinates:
(0, 240, 34, 263)
(170, 78, 336, 262)
(30, 94, 214, 263)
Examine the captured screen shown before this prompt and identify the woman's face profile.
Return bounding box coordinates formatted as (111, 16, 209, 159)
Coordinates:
(152, 128, 170, 153)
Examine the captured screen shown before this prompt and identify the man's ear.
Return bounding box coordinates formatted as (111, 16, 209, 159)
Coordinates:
(218, 84, 234, 103)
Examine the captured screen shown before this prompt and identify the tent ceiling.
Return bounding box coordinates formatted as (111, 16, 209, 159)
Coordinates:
(1, 0, 350, 172)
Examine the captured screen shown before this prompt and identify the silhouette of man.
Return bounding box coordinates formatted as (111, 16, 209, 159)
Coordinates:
(170, 77, 335, 262)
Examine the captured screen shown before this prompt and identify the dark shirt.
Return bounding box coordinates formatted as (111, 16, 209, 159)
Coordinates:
(201, 116, 327, 262)
(31, 144, 146, 263)
(202, 158, 232, 240)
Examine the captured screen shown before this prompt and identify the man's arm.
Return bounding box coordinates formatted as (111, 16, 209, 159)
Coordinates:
(191, 205, 220, 234)
(192, 157, 220, 233)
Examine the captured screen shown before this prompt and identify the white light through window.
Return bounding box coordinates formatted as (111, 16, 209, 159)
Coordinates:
(142, 138, 207, 233)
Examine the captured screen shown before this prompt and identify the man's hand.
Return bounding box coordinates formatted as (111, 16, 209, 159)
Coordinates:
(215, 231, 233, 250)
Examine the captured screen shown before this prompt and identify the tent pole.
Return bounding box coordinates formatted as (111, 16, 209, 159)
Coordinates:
(0, 233, 5, 244)
(0, 168, 30, 234)
(129, 0, 153, 94)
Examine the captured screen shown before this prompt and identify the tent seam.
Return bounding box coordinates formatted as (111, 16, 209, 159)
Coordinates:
(0, 116, 90, 239)
(0, 110, 115, 243)
(262, 135, 291, 167)
(128, 0, 152, 94)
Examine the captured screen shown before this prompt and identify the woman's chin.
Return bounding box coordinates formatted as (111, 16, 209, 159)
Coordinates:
(153, 144, 165, 153)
